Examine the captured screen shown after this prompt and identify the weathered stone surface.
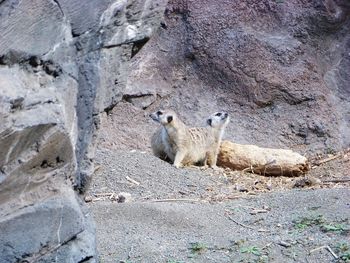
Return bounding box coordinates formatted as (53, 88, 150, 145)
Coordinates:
(103, 0, 350, 157)
(0, 187, 95, 263)
(217, 140, 310, 176)
(0, 0, 167, 261)
(0, 0, 69, 58)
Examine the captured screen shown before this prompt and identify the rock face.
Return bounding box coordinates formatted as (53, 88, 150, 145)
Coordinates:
(0, 0, 167, 261)
(101, 0, 350, 157)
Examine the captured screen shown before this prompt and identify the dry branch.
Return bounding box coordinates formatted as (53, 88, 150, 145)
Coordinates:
(150, 198, 201, 203)
(125, 176, 140, 185)
(314, 154, 342, 166)
(321, 177, 350, 183)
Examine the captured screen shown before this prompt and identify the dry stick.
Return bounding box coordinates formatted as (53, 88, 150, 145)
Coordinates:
(321, 177, 350, 183)
(314, 154, 342, 165)
(250, 209, 269, 215)
(109, 193, 116, 200)
(310, 245, 327, 253)
(262, 242, 272, 250)
(94, 192, 115, 197)
(87, 197, 104, 202)
(309, 246, 338, 259)
(242, 160, 277, 175)
(326, 246, 339, 259)
(227, 215, 256, 230)
(94, 165, 101, 173)
(227, 216, 269, 232)
(151, 198, 201, 203)
(125, 176, 140, 185)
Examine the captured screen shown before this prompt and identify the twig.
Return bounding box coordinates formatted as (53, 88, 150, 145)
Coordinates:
(309, 245, 338, 259)
(150, 198, 201, 203)
(314, 154, 341, 166)
(326, 246, 338, 259)
(85, 196, 104, 202)
(109, 193, 116, 201)
(127, 245, 134, 260)
(141, 194, 154, 200)
(262, 242, 272, 250)
(242, 160, 276, 173)
(226, 195, 241, 200)
(125, 176, 140, 185)
(250, 209, 269, 215)
(242, 165, 254, 173)
(93, 192, 115, 197)
(310, 245, 327, 253)
(93, 165, 101, 173)
(257, 228, 269, 232)
(277, 241, 291, 248)
(321, 177, 350, 183)
(227, 216, 256, 230)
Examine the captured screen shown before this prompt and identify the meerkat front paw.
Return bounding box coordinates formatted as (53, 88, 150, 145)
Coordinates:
(173, 163, 183, 168)
(200, 164, 209, 170)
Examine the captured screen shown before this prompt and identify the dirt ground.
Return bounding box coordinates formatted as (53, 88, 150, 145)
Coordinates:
(86, 147, 350, 263)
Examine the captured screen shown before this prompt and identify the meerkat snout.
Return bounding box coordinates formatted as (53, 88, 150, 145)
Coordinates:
(149, 110, 163, 122)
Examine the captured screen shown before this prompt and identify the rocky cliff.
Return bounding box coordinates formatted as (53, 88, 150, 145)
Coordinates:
(101, 0, 350, 157)
(0, 0, 167, 261)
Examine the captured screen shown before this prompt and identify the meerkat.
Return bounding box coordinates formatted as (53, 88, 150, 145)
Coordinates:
(204, 111, 230, 168)
(149, 109, 180, 162)
(149, 109, 229, 168)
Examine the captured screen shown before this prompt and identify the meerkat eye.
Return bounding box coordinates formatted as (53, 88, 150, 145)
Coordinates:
(167, 116, 173, 123)
(156, 111, 163, 115)
(207, 118, 212, 126)
(215, 112, 222, 117)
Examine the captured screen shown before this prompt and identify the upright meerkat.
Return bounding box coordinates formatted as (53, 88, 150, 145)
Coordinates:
(149, 109, 229, 168)
(149, 109, 183, 162)
(204, 111, 230, 168)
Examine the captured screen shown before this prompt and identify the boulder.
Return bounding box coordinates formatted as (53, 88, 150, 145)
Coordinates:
(0, 0, 167, 261)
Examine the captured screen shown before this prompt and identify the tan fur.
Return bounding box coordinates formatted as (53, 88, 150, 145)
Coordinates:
(149, 110, 229, 168)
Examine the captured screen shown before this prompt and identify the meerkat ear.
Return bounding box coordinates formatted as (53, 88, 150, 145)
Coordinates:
(167, 116, 173, 123)
(207, 118, 212, 126)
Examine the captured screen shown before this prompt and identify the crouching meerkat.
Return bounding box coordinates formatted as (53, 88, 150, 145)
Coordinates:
(149, 109, 229, 168)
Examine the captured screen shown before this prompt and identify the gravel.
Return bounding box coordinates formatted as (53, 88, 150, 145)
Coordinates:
(87, 149, 350, 263)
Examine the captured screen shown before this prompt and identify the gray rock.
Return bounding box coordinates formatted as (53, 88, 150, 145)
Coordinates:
(0, 0, 167, 261)
(107, 0, 350, 155)
(0, 187, 95, 263)
(0, 0, 69, 58)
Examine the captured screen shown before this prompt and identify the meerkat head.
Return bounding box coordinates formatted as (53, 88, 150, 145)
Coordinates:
(149, 109, 177, 126)
(206, 111, 230, 129)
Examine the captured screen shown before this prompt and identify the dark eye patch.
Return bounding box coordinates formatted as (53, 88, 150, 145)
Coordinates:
(207, 118, 212, 126)
(167, 116, 173, 123)
(215, 112, 222, 117)
(156, 111, 163, 115)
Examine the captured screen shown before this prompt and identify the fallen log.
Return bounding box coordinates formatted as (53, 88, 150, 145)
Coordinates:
(217, 140, 310, 176)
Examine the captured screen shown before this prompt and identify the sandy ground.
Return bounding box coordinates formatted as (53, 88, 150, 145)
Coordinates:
(87, 148, 350, 263)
